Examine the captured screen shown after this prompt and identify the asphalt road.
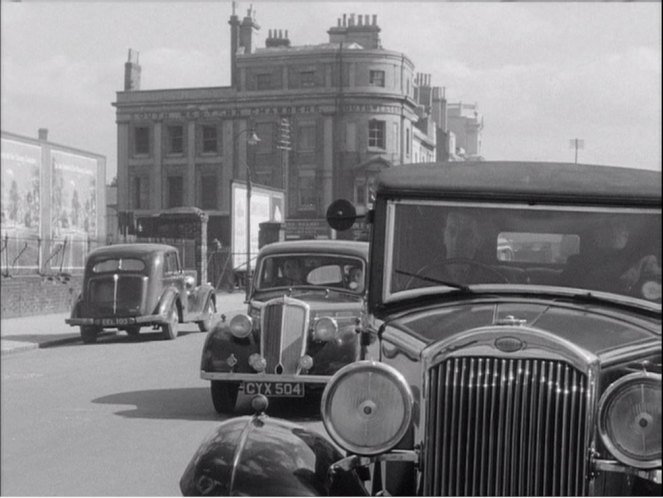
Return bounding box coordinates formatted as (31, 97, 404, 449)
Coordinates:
(0, 321, 326, 496)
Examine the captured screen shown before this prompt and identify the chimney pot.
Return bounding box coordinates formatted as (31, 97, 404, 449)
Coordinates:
(373, 14, 377, 26)
(358, 15, 363, 25)
(38, 128, 48, 141)
(342, 14, 347, 26)
(285, 30, 288, 39)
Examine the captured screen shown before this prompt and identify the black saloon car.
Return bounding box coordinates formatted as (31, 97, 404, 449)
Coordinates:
(66, 243, 216, 343)
(181, 162, 661, 496)
(200, 239, 369, 414)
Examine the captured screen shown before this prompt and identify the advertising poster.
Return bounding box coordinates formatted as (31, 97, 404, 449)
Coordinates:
(1, 138, 42, 270)
(231, 181, 284, 271)
(51, 150, 98, 270)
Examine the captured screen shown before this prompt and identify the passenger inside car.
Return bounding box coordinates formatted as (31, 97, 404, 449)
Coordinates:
(347, 266, 364, 291)
(563, 220, 661, 295)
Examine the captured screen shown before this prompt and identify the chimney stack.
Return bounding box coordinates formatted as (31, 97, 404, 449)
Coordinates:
(38, 128, 49, 141)
(327, 12, 382, 49)
(124, 48, 141, 91)
(239, 6, 260, 55)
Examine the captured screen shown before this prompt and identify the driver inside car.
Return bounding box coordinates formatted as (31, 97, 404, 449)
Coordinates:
(274, 258, 305, 286)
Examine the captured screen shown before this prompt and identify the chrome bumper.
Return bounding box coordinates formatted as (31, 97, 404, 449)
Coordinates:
(65, 313, 166, 327)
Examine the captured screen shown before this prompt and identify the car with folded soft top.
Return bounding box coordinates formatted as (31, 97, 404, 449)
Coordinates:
(199, 239, 369, 414)
(66, 243, 216, 343)
(181, 161, 661, 496)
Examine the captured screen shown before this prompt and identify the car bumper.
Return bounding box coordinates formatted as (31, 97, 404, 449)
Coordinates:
(200, 371, 331, 384)
(65, 314, 166, 327)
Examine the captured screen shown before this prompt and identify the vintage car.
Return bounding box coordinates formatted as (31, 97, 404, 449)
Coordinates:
(199, 239, 369, 414)
(66, 243, 216, 343)
(181, 162, 661, 496)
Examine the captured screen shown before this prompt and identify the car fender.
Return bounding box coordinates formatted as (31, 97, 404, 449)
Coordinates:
(187, 284, 215, 316)
(156, 287, 181, 320)
(70, 293, 83, 319)
(200, 321, 258, 373)
(179, 414, 367, 496)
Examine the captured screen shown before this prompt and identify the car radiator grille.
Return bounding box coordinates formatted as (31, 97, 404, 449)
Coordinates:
(423, 357, 589, 496)
(262, 301, 307, 375)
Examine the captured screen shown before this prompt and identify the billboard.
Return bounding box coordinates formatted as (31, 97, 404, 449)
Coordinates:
(51, 150, 98, 270)
(1, 138, 42, 269)
(231, 181, 284, 271)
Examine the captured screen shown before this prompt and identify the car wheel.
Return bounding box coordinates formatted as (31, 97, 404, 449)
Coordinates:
(161, 303, 179, 340)
(197, 299, 216, 332)
(125, 325, 141, 337)
(80, 325, 100, 344)
(210, 381, 239, 415)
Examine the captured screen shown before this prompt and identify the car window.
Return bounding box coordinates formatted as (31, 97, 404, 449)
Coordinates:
(307, 265, 343, 285)
(164, 252, 180, 275)
(92, 258, 146, 273)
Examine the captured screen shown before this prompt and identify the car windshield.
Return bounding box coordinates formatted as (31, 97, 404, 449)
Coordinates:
(255, 254, 366, 294)
(385, 200, 661, 303)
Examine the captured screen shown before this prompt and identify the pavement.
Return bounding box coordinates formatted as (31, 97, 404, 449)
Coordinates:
(0, 290, 248, 355)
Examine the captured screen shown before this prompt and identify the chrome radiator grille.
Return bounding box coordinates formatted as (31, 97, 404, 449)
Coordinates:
(261, 300, 308, 375)
(423, 357, 589, 496)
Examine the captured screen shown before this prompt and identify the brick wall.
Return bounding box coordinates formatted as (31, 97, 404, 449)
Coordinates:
(0, 275, 83, 318)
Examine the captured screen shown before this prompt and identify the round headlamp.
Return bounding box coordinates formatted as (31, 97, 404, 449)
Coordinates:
(321, 361, 413, 456)
(598, 371, 661, 469)
(229, 314, 253, 339)
(313, 317, 338, 342)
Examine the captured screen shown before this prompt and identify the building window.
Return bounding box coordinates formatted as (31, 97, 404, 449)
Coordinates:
(368, 120, 386, 149)
(167, 176, 184, 208)
(300, 71, 316, 88)
(369, 70, 385, 87)
(130, 175, 149, 209)
(134, 126, 150, 156)
(167, 125, 184, 154)
(297, 124, 316, 151)
(345, 122, 357, 152)
(201, 125, 218, 154)
(256, 73, 272, 90)
(354, 178, 366, 206)
(297, 172, 317, 210)
(406, 128, 410, 156)
(200, 174, 217, 209)
(255, 122, 274, 152)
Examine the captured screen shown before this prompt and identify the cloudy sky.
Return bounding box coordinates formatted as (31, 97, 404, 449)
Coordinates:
(1, 1, 661, 181)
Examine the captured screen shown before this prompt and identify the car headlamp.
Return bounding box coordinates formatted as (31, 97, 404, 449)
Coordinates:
(229, 314, 252, 339)
(598, 371, 661, 469)
(321, 361, 413, 456)
(313, 317, 338, 342)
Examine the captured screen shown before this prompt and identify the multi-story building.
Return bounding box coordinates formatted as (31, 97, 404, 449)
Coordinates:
(447, 101, 484, 160)
(113, 5, 478, 245)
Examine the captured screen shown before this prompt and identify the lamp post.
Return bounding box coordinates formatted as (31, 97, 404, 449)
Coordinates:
(235, 127, 261, 300)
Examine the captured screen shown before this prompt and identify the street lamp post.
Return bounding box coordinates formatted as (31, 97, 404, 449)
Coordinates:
(235, 127, 260, 300)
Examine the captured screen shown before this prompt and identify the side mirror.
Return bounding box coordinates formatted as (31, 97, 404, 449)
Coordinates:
(326, 199, 358, 232)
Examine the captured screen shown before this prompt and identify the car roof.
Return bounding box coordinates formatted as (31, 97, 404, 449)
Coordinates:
(88, 243, 176, 258)
(258, 239, 369, 259)
(377, 162, 661, 206)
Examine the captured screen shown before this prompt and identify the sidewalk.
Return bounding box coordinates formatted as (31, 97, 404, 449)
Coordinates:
(0, 291, 247, 355)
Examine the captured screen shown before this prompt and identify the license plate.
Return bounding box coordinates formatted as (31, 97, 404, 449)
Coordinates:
(242, 381, 305, 398)
(99, 317, 134, 326)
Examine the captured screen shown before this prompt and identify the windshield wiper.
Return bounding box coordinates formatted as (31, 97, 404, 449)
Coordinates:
(395, 268, 472, 292)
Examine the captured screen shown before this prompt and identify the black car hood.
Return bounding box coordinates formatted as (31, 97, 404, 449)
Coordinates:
(388, 295, 660, 358)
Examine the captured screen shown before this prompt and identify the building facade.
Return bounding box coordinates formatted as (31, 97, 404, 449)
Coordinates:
(113, 6, 479, 245)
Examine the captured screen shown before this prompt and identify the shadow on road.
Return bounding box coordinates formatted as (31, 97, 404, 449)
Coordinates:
(92, 387, 322, 423)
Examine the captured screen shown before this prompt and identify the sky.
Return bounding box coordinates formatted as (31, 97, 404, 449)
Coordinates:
(1, 0, 661, 182)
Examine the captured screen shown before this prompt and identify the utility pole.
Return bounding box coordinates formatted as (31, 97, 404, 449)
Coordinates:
(276, 117, 292, 217)
(569, 138, 584, 164)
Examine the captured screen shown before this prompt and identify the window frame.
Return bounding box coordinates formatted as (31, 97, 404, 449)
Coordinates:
(369, 70, 385, 88)
(167, 124, 185, 155)
(368, 119, 386, 149)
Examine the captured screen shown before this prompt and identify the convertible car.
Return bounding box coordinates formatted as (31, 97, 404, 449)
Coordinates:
(199, 239, 369, 414)
(181, 161, 661, 496)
